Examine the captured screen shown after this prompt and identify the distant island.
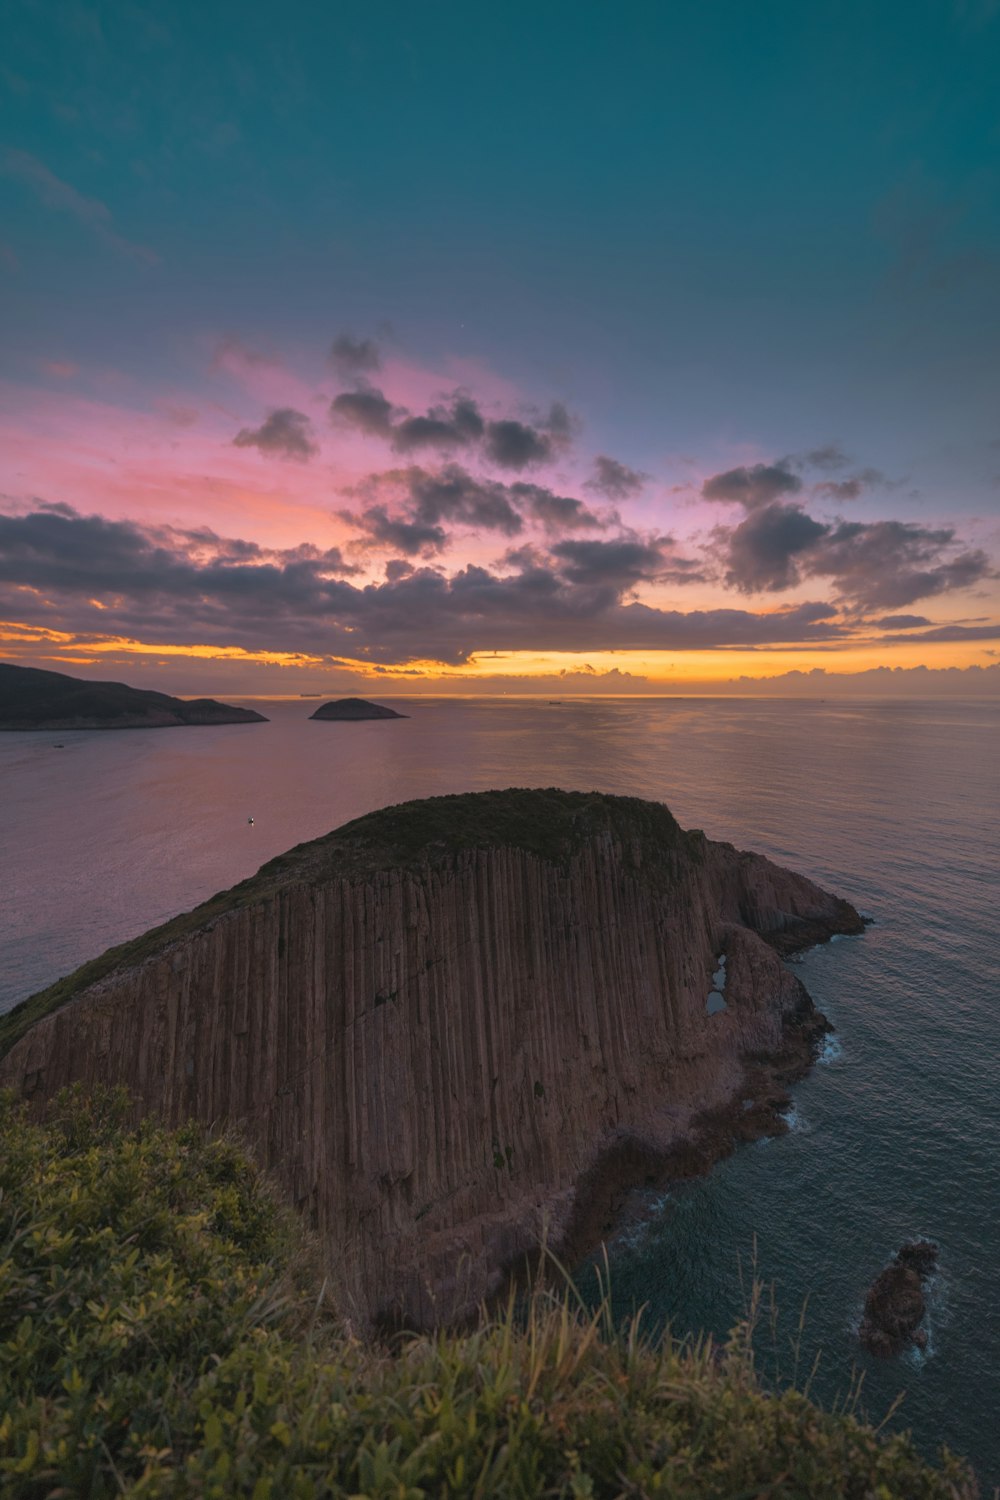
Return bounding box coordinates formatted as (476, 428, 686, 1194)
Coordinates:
(309, 697, 407, 720)
(0, 662, 268, 730)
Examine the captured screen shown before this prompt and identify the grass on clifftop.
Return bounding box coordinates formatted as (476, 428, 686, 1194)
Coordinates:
(0, 1089, 977, 1499)
(0, 789, 695, 1066)
(332, 786, 685, 854)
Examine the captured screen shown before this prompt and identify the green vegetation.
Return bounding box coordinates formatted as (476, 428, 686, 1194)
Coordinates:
(0, 1090, 976, 1498)
(329, 787, 687, 868)
(0, 789, 693, 1066)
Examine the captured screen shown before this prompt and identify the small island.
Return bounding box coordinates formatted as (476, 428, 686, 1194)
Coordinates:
(0, 662, 268, 730)
(309, 697, 407, 720)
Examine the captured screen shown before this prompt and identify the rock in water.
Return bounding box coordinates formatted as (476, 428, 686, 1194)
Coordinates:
(309, 697, 407, 720)
(0, 789, 865, 1328)
(859, 1240, 939, 1357)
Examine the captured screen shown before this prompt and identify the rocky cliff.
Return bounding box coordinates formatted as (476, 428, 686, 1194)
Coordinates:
(0, 789, 864, 1326)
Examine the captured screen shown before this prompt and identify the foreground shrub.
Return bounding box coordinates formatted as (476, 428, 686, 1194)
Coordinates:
(0, 1090, 978, 1498)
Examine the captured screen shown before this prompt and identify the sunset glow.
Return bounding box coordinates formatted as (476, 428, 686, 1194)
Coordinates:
(1, 6, 997, 698)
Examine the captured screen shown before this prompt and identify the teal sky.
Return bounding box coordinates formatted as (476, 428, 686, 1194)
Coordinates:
(1, 0, 998, 692)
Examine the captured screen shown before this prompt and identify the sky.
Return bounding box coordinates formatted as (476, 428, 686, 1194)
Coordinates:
(1, 0, 999, 697)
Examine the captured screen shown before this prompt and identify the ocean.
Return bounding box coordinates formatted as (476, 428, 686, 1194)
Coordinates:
(1, 696, 997, 1486)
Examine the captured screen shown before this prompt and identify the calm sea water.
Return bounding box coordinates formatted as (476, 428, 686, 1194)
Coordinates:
(1, 697, 997, 1486)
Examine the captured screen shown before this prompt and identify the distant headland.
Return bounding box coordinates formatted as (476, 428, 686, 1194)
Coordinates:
(309, 697, 407, 720)
(0, 662, 268, 730)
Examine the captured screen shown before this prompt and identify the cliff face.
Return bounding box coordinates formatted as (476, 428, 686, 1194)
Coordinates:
(0, 790, 863, 1326)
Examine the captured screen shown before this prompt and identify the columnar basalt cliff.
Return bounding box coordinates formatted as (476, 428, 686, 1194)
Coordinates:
(0, 790, 864, 1326)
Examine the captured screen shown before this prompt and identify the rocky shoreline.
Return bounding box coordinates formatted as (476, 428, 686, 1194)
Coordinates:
(550, 935, 839, 1284)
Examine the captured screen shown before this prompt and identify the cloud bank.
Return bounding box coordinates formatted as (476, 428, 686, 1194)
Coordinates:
(0, 502, 854, 666)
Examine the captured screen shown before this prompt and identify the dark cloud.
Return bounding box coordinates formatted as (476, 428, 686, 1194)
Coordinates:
(710, 450, 891, 507)
(350, 506, 448, 556)
(586, 455, 647, 500)
(341, 465, 603, 553)
(344, 465, 523, 552)
(331, 388, 573, 470)
(702, 463, 803, 509)
(507, 483, 602, 534)
(232, 407, 318, 461)
(410, 467, 521, 532)
(391, 396, 485, 454)
(723, 504, 828, 592)
(0, 502, 850, 666)
(278, 541, 356, 568)
(878, 622, 1000, 643)
(550, 536, 676, 590)
(718, 503, 994, 608)
(483, 400, 576, 468)
(328, 333, 381, 379)
(330, 387, 396, 438)
(482, 418, 555, 469)
(0, 507, 360, 618)
(806, 519, 992, 609)
(872, 613, 932, 629)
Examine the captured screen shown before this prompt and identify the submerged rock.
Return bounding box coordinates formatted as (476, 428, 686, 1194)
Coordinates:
(0, 788, 864, 1328)
(859, 1240, 939, 1357)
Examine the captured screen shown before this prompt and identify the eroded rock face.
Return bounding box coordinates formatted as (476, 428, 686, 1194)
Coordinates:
(860, 1240, 939, 1357)
(0, 789, 864, 1327)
